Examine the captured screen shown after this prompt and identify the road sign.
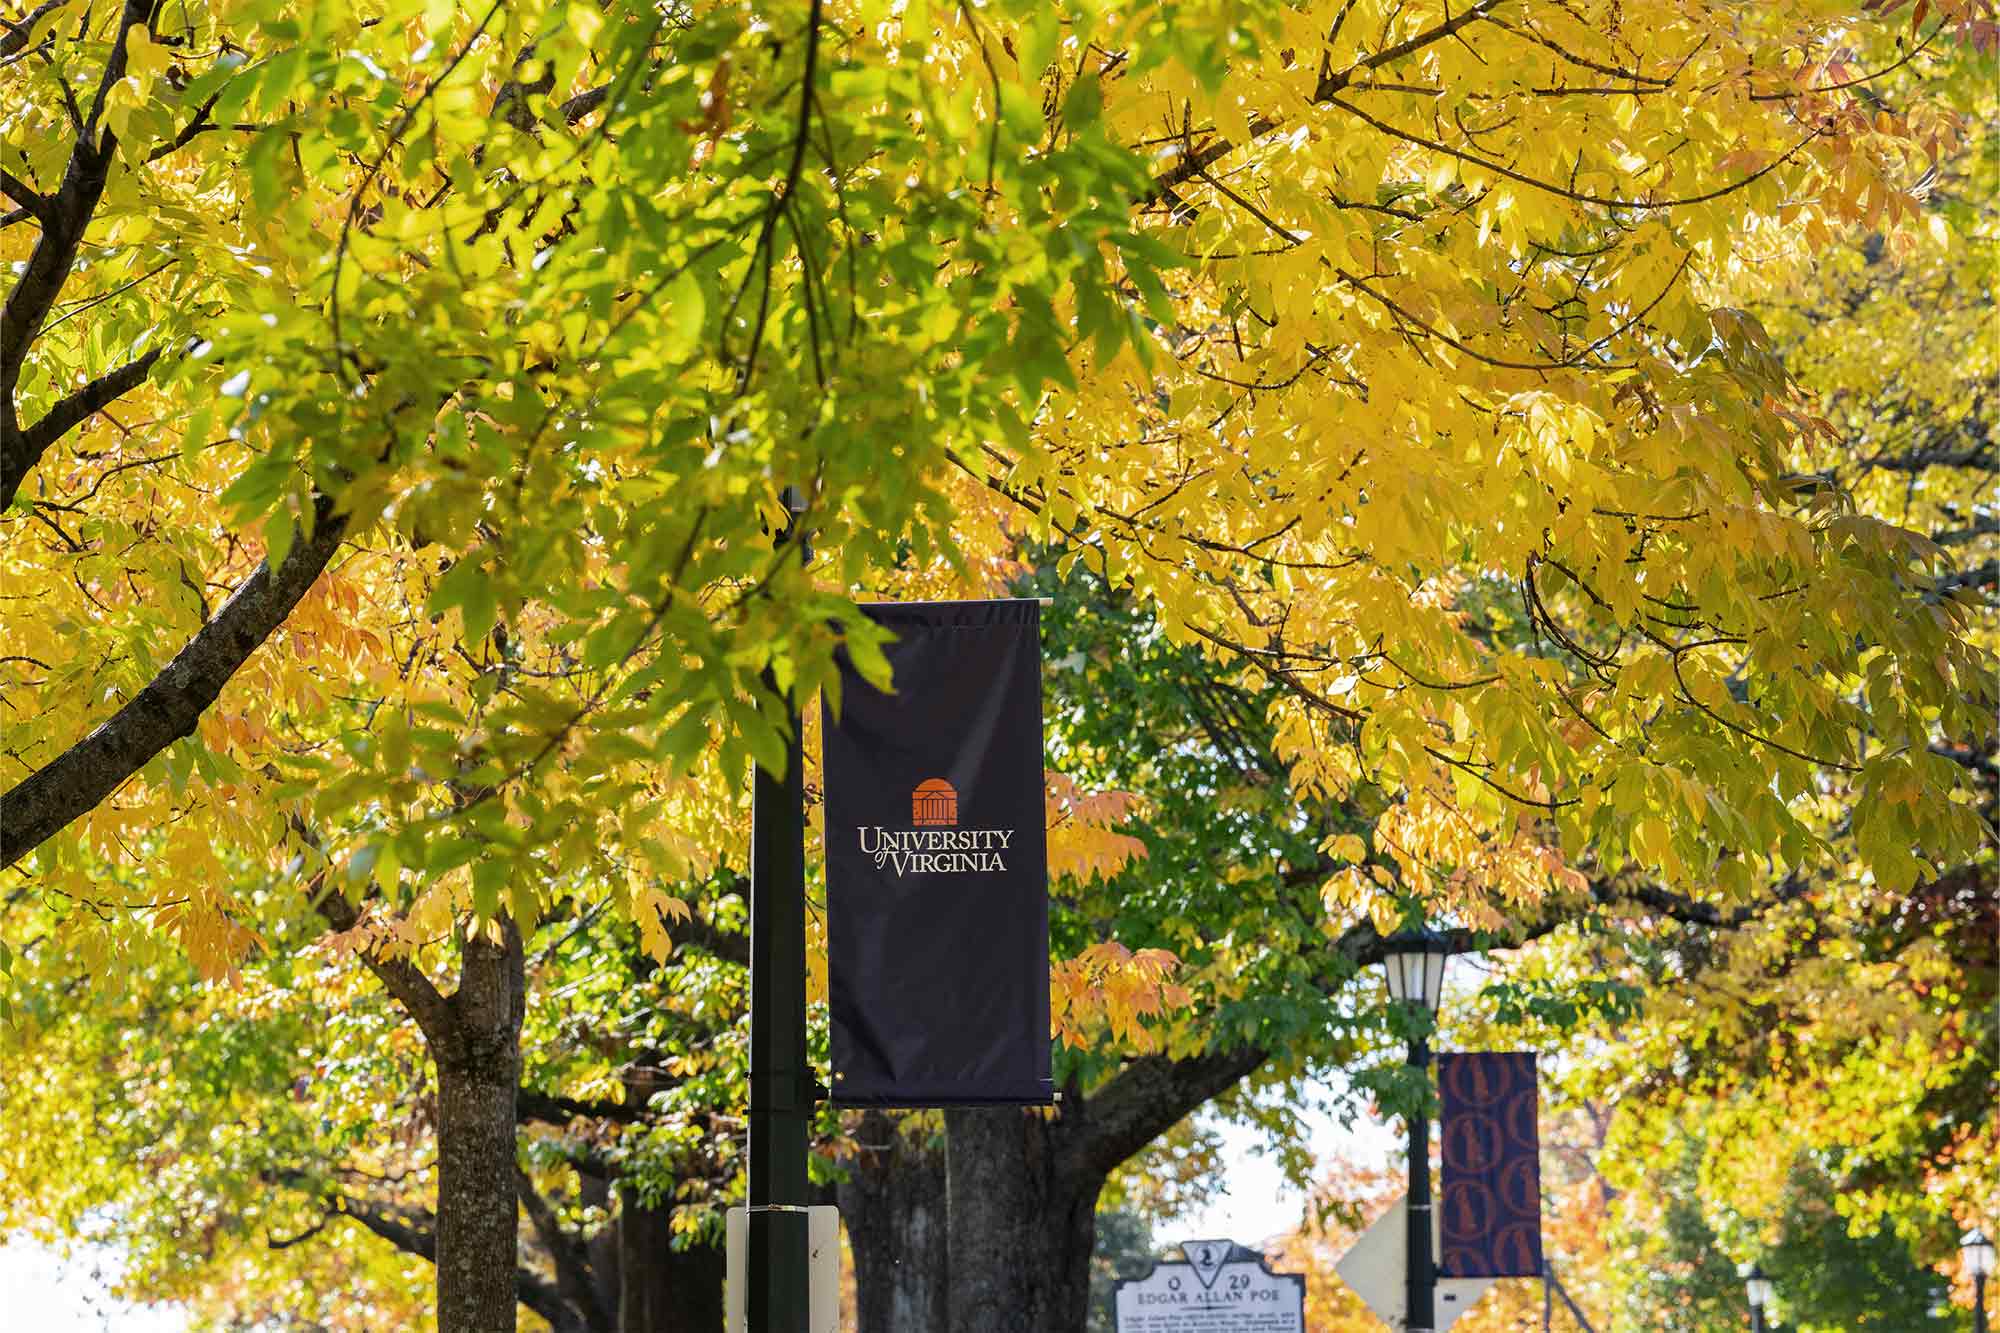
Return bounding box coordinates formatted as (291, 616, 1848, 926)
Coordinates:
(1114, 1241, 1306, 1332)
(1335, 1195, 1494, 1331)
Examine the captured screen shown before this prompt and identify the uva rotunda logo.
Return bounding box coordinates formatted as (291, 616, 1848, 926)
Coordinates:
(912, 778, 958, 826)
(856, 778, 1013, 876)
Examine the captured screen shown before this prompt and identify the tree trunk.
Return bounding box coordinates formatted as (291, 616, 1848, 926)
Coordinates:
(945, 1106, 1101, 1333)
(839, 1111, 950, 1333)
(581, 1174, 620, 1325)
(434, 921, 528, 1333)
(616, 1187, 725, 1333)
(941, 1049, 1271, 1333)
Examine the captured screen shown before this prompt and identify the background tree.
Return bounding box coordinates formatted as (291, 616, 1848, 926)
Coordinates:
(0, 871, 754, 1331)
(1615, 1148, 1974, 1333)
(1276, 65, 2000, 1290)
(1083, 1207, 1157, 1333)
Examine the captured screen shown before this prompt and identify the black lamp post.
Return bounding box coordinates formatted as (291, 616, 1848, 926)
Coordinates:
(1963, 1228, 1995, 1333)
(746, 489, 812, 1332)
(1381, 929, 1452, 1333)
(1744, 1262, 1773, 1333)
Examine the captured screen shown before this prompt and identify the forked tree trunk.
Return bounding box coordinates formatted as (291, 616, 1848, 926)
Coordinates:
(941, 1050, 1269, 1333)
(433, 921, 528, 1333)
(839, 1110, 950, 1332)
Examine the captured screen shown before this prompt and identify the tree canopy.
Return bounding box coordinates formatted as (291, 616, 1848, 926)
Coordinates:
(6, 0, 1991, 941)
(2, 0, 1993, 1326)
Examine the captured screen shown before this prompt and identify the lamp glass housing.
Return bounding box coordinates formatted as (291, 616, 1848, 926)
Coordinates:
(1381, 935, 1450, 1014)
(1744, 1266, 1774, 1309)
(1963, 1228, 1996, 1279)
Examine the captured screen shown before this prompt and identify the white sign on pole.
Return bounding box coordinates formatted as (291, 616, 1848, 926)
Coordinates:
(723, 1205, 841, 1333)
(1113, 1240, 1306, 1333)
(1333, 1195, 1494, 1331)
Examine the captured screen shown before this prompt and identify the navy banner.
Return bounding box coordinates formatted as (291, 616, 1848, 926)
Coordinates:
(821, 599, 1054, 1106)
(1438, 1051, 1544, 1278)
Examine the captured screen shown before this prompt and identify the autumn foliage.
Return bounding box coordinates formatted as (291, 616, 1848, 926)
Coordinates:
(1, 0, 1993, 1326)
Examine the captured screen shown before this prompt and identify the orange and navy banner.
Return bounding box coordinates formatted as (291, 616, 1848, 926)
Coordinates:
(1438, 1052, 1544, 1278)
(821, 599, 1054, 1106)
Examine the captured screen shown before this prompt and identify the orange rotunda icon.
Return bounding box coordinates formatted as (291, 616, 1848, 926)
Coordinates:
(911, 778, 958, 826)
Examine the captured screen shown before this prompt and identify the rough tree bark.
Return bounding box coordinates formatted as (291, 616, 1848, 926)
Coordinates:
(944, 1103, 1096, 1333)
(316, 888, 531, 1333)
(838, 1110, 950, 1333)
(431, 921, 529, 1333)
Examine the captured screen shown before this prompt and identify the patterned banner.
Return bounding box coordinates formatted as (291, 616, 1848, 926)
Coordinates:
(1438, 1051, 1543, 1278)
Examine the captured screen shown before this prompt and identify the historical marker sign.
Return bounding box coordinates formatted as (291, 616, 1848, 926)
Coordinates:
(1113, 1241, 1306, 1333)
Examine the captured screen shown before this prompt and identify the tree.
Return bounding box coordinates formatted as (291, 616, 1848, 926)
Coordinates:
(847, 567, 1579, 1331)
(0, 875, 751, 1332)
(1612, 1145, 1974, 1333)
(1085, 1207, 1157, 1333)
(6, 0, 1994, 1327)
(3, 0, 1151, 1320)
(4, 0, 1172, 1318)
(0, 675, 1169, 1333)
(1464, 38, 1996, 1326)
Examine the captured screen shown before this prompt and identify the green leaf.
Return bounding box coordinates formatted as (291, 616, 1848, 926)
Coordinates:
(472, 857, 509, 920)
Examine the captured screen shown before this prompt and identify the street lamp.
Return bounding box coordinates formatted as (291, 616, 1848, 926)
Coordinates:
(1963, 1227, 1994, 1333)
(1380, 928, 1453, 1333)
(1744, 1262, 1773, 1333)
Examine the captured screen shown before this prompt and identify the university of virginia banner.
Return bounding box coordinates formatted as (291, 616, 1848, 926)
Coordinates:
(1438, 1051, 1544, 1278)
(821, 599, 1054, 1106)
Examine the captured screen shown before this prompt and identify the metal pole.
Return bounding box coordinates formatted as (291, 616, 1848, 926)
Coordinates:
(1751, 1304, 1765, 1333)
(747, 505, 810, 1333)
(1976, 1273, 1988, 1333)
(1408, 1033, 1434, 1333)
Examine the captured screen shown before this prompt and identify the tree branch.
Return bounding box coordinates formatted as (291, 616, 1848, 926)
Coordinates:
(0, 0, 65, 60)
(6, 346, 163, 502)
(310, 871, 459, 1047)
(1930, 559, 1996, 599)
(1144, 0, 1505, 201)
(1934, 513, 1998, 546)
(0, 496, 349, 867)
(2, 0, 151, 486)
(332, 1191, 584, 1331)
(265, 1215, 332, 1250)
(333, 1193, 437, 1261)
(1066, 859, 1808, 1185)
(518, 1088, 647, 1126)
(1590, 872, 1813, 928)
(0, 167, 44, 218)
(1074, 1046, 1271, 1177)
(518, 1166, 612, 1332)
(1071, 908, 1573, 1176)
